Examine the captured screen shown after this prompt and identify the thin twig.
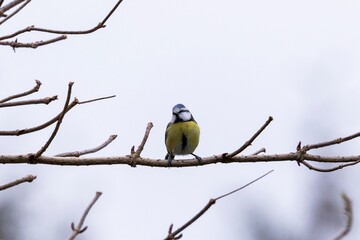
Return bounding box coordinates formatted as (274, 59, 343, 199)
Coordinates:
(216, 170, 274, 200)
(301, 132, 360, 152)
(0, 99, 78, 136)
(165, 170, 273, 240)
(0, 0, 124, 41)
(0, 79, 41, 103)
(78, 95, 116, 104)
(0, 175, 36, 191)
(0, 25, 47, 40)
(67, 192, 102, 240)
(0, 35, 67, 50)
(0, 0, 124, 50)
(0, 94, 115, 136)
(251, 148, 266, 155)
(300, 160, 360, 172)
(24, 0, 123, 35)
(0, 95, 57, 108)
(0, 0, 26, 13)
(130, 122, 154, 167)
(55, 135, 118, 157)
(100, 0, 123, 25)
(0, 0, 30, 25)
(226, 116, 273, 158)
(333, 193, 353, 240)
(33, 82, 73, 158)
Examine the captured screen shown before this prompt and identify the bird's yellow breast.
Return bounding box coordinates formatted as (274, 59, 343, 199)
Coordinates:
(165, 121, 200, 155)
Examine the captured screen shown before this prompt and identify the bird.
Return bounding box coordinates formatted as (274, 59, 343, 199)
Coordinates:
(165, 104, 202, 166)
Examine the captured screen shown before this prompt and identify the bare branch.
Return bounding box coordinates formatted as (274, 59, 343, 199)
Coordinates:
(165, 201, 217, 239)
(14, 0, 123, 36)
(300, 159, 360, 172)
(100, 0, 123, 26)
(1, 0, 123, 36)
(33, 82, 73, 158)
(216, 170, 274, 200)
(0, 0, 26, 13)
(251, 147, 266, 155)
(78, 95, 116, 105)
(0, 79, 41, 103)
(67, 192, 102, 240)
(0, 174, 36, 191)
(55, 135, 118, 157)
(165, 170, 273, 240)
(1, 117, 360, 168)
(334, 193, 353, 240)
(130, 122, 154, 167)
(225, 116, 273, 158)
(0, 94, 114, 136)
(1, 152, 360, 167)
(301, 132, 360, 152)
(1, 105, 359, 171)
(0, 0, 30, 25)
(0, 99, 78, 136)
(0, 35, 67, 50)
(0, 0, 124, 49)
(0, 95, 57, 108)
(293, 131, 360, 171)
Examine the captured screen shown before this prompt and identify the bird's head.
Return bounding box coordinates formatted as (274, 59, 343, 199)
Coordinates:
(170, 104, 195, 123)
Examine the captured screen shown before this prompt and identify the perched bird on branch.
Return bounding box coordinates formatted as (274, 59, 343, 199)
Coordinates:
(165, 104, 201, 166)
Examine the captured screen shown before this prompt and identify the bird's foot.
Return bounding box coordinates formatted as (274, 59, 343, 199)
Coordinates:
(191, 153, 202, 165)
(165, 153, 175, 167)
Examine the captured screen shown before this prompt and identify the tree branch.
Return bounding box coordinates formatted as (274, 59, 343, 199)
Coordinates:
(32, 82, 73, 158)
(0, 79, 41, 103)
(0, 0, 26, 14)
(78, 95, 116, 105)
(0, 98, 79, 136)
(55, 134, 118, 157)
(0, 95, 57, 108)
(1, 92, 359, 172)
(7, 0, 123, 36)
(0, 35, 67, 51)
(301, 132, 360, 152)
(333, 193, 353, 240)
(251, 147, 266, 156)
(300, 160, 360, 172)
(0, 0, 30, 25)
(67, 192, 102, 240)
(0, 94, 115, 136)
(165, 170, 273, 240)
(2, 152, 360, 167)
(0, 0, 124, 49)
(1, 126, 360, 169)
(225, 116, 273, 158)
(0, 174, 36, 191)
(130, 122, 154, 167)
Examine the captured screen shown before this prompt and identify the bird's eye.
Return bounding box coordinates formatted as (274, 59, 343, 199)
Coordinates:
(178, 109, 188, 114)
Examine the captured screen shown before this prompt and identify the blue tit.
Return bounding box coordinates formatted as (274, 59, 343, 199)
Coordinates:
(165, 104, 202, 166)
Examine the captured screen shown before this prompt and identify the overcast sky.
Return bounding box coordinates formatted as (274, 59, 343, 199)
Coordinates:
(1, 0, 360, 239)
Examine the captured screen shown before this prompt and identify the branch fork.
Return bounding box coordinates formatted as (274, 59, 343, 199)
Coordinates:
(129, 122, 154, 167)
(296, 132, 360, 172)
(164, 171, 273, 239)
(223, 116, 273, 160)
(0, 0, 124, 49)
(67, 192, 102, 240)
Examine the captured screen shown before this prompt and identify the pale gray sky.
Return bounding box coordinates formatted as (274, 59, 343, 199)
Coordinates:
(1, 0, 360, 239)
